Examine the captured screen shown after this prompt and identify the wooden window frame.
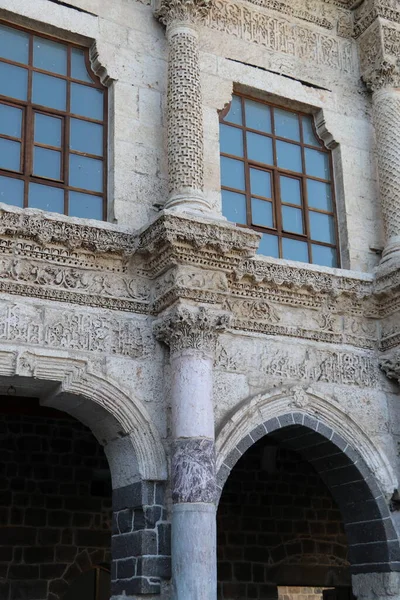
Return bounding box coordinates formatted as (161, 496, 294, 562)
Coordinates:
(219, 93, 340, 267)
(0, 20, 108, 220)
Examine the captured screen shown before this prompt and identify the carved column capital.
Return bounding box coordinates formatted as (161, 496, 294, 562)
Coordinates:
(358, 16, 400, 91)
(154, 0, 213, 27)
(153, 304, 232, 357)
(379, 350, 400, 382)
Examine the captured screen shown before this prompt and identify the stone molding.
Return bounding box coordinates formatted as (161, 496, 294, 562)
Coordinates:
(153, 303, 232, 357)
(215, 385, 397, 496)
(354, 0, 400, 38)
(0, 347, 167, 482)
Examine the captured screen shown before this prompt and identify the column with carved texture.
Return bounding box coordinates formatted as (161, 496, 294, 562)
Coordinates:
(358, 12, 400, 271)
(154, 305, 231, 599)
(154, 0, 213, 213)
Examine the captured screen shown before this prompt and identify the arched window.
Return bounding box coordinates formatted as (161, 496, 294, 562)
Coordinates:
(219, 94, 339, 267)
(0, 21, 107, 220)
(63, 567, 110, 600)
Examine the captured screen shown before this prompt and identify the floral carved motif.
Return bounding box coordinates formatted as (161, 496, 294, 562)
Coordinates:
(379, 350, 400, 382)
(153, 304, 232, 356)
(154, 0, 213, 25)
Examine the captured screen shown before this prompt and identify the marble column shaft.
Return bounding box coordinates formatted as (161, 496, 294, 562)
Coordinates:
(154, 305, 231, 600)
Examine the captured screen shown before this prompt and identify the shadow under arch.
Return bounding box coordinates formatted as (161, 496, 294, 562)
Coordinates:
(216, 386, 400, 575)
(0, 348, 167, 484)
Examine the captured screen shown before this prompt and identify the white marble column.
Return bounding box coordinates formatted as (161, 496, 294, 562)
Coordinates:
(154, 0, 213, 214)
(154, 305, 231, 600)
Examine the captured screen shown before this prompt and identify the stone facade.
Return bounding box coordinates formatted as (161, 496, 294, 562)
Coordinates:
(0, 0, 399, 599)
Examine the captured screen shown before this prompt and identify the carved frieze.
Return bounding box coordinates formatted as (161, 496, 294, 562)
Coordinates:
(215, 338, 380, 387)
(354, 0, 400, 38)
(205, 0, 356, 74)
(0, 302, 152, 358)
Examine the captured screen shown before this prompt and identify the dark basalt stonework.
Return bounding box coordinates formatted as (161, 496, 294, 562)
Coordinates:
(172, 438, 216, 503)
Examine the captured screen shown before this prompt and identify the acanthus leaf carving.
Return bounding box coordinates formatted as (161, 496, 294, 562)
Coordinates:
(153, 303, 232, 356)
(379, 350, 400, 382)
(154, 0, 214, 25)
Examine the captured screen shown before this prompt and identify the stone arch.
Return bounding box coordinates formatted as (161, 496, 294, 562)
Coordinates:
(216, 386, 400, 575)
(0, 348, 167, 484)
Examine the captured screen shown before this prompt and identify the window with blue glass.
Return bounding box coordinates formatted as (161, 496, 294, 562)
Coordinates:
(219, 94, 339, 267)
(0, 22, 107, 220)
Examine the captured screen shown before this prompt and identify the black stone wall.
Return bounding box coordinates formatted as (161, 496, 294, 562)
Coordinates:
(0, 407, 111, 600)
(217, 438, 349, 600)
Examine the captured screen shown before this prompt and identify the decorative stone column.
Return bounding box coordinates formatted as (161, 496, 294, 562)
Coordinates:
(358, 13, 400, 272)
(154, 304, 231, 599)
(154, 0, 213, 214)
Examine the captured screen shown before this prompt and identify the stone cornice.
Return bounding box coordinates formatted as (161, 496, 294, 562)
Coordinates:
(153, 303, 232, 356)
(0, 207, 138, 255)
(354, 0, 400, 38)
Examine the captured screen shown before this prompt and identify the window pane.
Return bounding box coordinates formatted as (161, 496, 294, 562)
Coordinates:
(309, 212, 335, 243)
(305, 148, 330, 179)
(0, 139, 21, 171)
(246, 132, 273, 165)
(32, 72, 67, 110)
(0, 63, 28, 100)
(0, 104, 22, 138)
(282, 206, 303, 234)
(0, 175, 24, 207)
(307, 179, 332, 211)
(69, 191, 103, 220)
(222, 190, 247, 225)
(33, 37, 67, 75)
(69, 155, 103, 192)
(29, 182, 64, 213)
(71, 83, 104, 120)
(282, 238, 309, 262)
(221, 157, 245, 191)
(280, 176, 301, 206)
(224, 96, 242, 125)
(302, 116, 320, 146)
(274, 108, 300, 141)
(70, 119, 103, 156)
(251, 198, 273, 228)
(276, 140, 302, 173)
(33, 147, 61, 179)
(312, 244, 337, 268)
(258, 233, 278, 257)
(250, 169, 271, 198)
(219, 124, 243, 157)
(34, 113, 62, 147)
(0, 24, 29, 64)
(71, 48, 93, 83)
(245, 99, 271, 133)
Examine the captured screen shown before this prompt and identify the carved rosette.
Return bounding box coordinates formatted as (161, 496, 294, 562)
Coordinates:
(379, 350, 400, 382)
(153, 304, 232, 357)
(154, 0, 213, 212)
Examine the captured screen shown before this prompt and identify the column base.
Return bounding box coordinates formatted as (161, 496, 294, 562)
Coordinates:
(352, 572, 400, 600)
(172, 503, 216, 600)
(376, 236, 400, 279)
(164, 192, 226, 222)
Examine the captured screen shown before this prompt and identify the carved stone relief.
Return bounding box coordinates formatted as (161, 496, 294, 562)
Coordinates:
(205, 0, 356, 74)
(172, 438, 216, 503)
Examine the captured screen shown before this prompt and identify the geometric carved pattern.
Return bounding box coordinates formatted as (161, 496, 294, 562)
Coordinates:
(373, 89, 400, 241)
(167, 30, 204, 196)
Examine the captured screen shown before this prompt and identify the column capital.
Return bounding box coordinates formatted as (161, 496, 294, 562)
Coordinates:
(153, 0, 213, 27)
(153, 304, 232, 357)
(358, 14, 400, 91)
